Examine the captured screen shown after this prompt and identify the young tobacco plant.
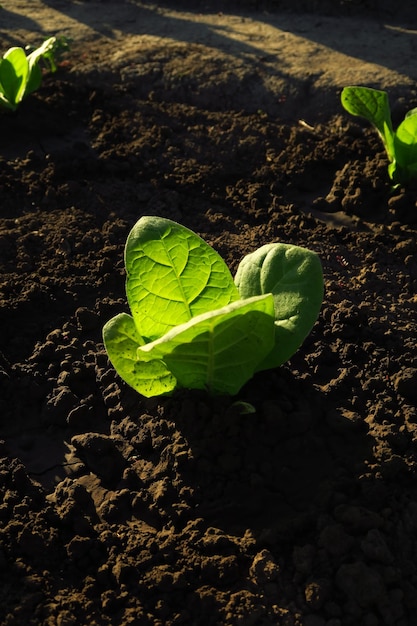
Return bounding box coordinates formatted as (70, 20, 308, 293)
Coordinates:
(102, 216, 324, 397)
(341, 86, 417, 185)
(0, 36, 68, 111)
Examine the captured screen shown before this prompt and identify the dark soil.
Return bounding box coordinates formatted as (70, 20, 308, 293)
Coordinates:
(1, 2, 417, 625)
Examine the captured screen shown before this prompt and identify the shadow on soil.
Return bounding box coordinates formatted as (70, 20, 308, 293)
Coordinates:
(32, 0, 417, 77)
(168, 370, 373, 536)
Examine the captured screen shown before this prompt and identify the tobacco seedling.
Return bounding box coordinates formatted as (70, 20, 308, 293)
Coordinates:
(341, 86, 417, 185)
(103, 216, 323, 397)
(0, 36, 68, 111)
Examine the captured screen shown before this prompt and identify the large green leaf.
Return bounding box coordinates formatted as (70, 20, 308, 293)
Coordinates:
(235, 243, 323, 370)
(137, 294, 275, 396)
(0, 47, 29, 109)
(341, 86, 395, 163)
(125, 216, 239, 342)
(102, 312, 177, 397)
(103, 293, 275, 397)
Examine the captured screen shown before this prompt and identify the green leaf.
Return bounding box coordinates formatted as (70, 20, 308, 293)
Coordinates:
(235, 243, 323, 370)
(27, 37, 58, 71)
(0, 47, 28, 108)
(229, 401, 256, 415)
(392, 110, 417, 183)
(102, 312, 177, 397)
(341, 86, 395, 163)
(125, 216, 239, 342)
(26, 36, 58, 95)
(137, 294, 275, 396)
(25, 62, 42, 96)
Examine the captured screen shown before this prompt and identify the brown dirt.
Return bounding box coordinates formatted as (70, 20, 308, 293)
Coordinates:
(1, 2, 417, 625)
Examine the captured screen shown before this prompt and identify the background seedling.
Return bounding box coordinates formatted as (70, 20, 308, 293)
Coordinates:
(0, 36, 69, 111)
(341, 86, 417, 185)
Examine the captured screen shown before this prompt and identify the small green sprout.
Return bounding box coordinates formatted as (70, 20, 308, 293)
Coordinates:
(341, 86, 417, 186)
(0, 36, 69, 111)
(102, 216, 323, 398)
